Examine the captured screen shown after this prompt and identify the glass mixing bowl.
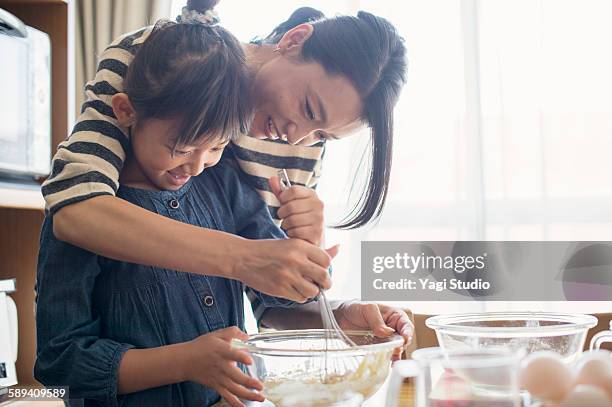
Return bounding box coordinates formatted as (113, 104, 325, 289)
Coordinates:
(233, 329, 404, 407)
(426, 312, 598, 364)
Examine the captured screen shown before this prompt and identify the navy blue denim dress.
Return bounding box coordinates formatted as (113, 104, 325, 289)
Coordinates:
(35, 157, 301, 406)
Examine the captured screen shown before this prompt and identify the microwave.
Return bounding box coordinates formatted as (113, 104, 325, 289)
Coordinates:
(0, 8, 51, 179)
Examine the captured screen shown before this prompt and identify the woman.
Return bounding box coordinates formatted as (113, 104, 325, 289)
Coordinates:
(43, 0, 413, 350)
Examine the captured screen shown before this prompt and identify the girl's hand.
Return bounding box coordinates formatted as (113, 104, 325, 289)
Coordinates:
(182, 327, 264, 407)
(269, 176, 325, 247)
(334, 301, 414, 361)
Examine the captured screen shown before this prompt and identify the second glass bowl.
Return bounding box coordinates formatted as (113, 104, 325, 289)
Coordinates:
(426, 312, 598, 363)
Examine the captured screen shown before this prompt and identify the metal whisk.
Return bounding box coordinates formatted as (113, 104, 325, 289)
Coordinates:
(317, 287, 357, 347)
(277, 169, 356, 351)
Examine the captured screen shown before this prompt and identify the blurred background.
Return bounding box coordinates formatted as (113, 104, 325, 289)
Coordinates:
(75, 0, 612, 321)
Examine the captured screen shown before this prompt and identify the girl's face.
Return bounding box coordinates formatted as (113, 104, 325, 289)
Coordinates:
(249, 25, 364, 146)
(112, 93, 228, 191)
(130, 118, 229, 191)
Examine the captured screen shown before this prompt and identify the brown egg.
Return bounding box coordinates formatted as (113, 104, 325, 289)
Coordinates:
(604, 377, 612, 399)
(520, 352, 573, 402)
(559, 385, 612, 407)
(574, 351, 612, 391)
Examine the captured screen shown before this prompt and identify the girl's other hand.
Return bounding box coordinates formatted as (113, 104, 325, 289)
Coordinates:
(182, 327, 264, 407)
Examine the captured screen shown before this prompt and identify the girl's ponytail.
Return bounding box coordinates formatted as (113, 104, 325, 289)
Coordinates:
(179, 0, 220, 25)
(264, 7, 325, 43)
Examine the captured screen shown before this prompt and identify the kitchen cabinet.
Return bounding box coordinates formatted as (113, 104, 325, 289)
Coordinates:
(0, 0, 73, 387)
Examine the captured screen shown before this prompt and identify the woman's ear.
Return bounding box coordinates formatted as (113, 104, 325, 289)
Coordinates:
(277, 23, 314, 57)
(111, 93, 137, 127)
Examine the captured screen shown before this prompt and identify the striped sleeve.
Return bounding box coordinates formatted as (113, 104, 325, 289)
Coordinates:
(42, 27, 154, 214)
(229, 136, 326, 225)
(306, 145, 325, 190)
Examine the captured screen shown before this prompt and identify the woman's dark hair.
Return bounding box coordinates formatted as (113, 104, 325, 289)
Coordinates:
(125, 14, 251, 149)
(266, 8, 407, 229)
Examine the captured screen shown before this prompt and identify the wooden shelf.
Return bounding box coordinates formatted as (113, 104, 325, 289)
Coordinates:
(0, 183, 44, 211)
(0, 0, 71, 386)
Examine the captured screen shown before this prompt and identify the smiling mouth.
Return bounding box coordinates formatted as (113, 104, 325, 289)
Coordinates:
(167, 171, 190, 185)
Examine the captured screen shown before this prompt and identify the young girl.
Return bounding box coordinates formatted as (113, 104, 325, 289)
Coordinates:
(34, 19, 329, 407)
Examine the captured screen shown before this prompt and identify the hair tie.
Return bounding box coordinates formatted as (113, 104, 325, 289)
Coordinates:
(178, 6, 219, 25)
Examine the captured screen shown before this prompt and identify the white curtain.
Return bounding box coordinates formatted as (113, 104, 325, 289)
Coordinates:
(75, 0, 173, 115)
(170, 0, 612, 314)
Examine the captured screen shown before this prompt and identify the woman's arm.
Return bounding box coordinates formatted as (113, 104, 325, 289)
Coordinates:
(54, 195, 333, 301)
(53, 195, 237, 278)
(42, 28, 151, 213)
(258, 300, 343, 330)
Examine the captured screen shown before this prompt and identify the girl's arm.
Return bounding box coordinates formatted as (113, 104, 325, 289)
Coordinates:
(117, 343, 189, 394)
(117, 327, 264, 405)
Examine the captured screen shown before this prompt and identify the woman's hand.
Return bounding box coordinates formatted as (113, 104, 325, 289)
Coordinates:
(234, 238, 337, 303)
(182, 327, 264, 407)
(269, 176, 325, 247)
(334, 301, 414, 361)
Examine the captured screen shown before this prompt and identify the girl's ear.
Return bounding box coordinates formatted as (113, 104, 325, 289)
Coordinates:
(276, 23, 314, 57)
(111, 93, 137, 127)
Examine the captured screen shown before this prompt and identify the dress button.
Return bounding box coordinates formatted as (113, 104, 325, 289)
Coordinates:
(168, 199, 180, 209)
(203, 295, 214, 307)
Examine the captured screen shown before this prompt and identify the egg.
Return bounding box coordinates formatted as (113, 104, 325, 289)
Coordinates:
(559, 385, 612, 407)
(520, 351, 573, 401)
(605, 378, 612, 399)
(574, 350, 612, 391)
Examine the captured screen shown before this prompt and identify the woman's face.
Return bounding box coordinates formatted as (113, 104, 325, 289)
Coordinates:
(249, 25, 364, 146)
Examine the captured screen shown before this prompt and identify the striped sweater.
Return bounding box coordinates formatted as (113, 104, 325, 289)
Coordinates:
(42, 25, 326, 322)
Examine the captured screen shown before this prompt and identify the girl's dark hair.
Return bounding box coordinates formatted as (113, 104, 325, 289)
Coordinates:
(266, 8, 407, 229)
(125, 16, 251, 148)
